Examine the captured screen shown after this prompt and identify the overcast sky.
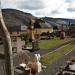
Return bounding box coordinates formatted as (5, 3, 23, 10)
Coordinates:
(1, 0, 75, 19)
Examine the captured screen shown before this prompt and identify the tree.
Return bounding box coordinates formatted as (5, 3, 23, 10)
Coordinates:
(20, 34, 29, 47)
(20, 34, 28, 41)
(53, 26, 58, 30)
(0, 7, 14, 75)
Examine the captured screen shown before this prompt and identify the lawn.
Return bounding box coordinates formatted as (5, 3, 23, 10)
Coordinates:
(40, 41, 75, 66)
(27, 38, 73, 49)
(39, 38, 72, 49)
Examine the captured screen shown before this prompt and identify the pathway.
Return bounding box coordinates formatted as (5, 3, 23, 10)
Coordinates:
(32, 39, 74, 56)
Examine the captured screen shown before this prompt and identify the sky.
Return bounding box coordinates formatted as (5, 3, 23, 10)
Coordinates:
(1, 0, 75, 19)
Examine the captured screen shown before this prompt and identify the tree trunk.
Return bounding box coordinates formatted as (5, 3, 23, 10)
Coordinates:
(0, 9, 14, 75)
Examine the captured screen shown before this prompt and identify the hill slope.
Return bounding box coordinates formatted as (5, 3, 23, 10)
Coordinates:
(42, 17, 75, 25)
(2, 9, 35, 27)
(2, 9, 75, 29)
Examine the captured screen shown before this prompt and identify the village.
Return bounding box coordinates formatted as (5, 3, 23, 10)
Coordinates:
(0, 0, 75, 75)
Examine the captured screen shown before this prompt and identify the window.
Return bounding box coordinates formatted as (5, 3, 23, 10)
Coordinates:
(12, 47, 17, 53)
(11, 36, 17, 42)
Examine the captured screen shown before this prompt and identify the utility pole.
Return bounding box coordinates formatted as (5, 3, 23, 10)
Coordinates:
(0, 1, 14, 75)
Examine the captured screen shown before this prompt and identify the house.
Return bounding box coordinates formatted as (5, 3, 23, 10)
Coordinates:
(0, 25, 27, 54)
(34, 19, 53, 35)
(27, 19, 53, 41)
(0, 17, 53, 53)
(68, 24, 75, 37)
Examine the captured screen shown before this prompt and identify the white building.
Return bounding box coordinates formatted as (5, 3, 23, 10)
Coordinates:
(11, 32, 25, 53)
(9, 25, 27, 54)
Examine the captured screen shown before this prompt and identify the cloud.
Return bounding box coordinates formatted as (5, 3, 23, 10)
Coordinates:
(1, 0, 16, 8)
(65, 0, 74, 3)
(1, 0, 75, 19)
(33, 0, 65, 17)
(67, 8, 75, 12)
(16, 0, 46, 10)
(67, 2, 75, 12)
(50, 10, 60, 15)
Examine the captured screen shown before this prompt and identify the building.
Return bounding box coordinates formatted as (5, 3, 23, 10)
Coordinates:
(68, 24, 75, 37)
(10, 33, 24, 53)
(0, 25, 28, 54)
(34, 19, 53, 35)
(0, 18, 53, 53)
(10, 25, 28, 53)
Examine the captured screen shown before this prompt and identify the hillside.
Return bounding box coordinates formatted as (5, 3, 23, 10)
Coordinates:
(2, 9, 75, 30)
(2, 9, 35, 27)
(42, 17, 75, 25)
(2, 9, 53, 30)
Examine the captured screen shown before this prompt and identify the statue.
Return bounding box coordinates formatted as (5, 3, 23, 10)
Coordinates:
(35, 54, 42, 73)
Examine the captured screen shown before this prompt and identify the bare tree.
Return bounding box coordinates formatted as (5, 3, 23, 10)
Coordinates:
(0, 3, 14, 75)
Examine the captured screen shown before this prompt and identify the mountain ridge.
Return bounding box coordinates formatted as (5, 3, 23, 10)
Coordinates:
(2, 8, 75, 28)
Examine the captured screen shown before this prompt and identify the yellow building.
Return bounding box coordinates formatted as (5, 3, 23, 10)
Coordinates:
(34, 19, 53, 35)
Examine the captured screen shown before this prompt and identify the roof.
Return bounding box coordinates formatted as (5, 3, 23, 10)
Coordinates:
(39, 22, 52, 28)
(7, 25, 27, 32)
(8, 26, 21, 32)
(34, 19, 53, 28)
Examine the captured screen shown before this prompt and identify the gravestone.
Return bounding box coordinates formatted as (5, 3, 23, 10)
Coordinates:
(32, 40, 39, 51)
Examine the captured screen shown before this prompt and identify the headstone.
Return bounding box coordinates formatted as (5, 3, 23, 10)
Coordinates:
(32, 40, 39, 51)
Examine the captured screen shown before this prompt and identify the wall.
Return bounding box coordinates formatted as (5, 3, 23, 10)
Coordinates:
(10, 32, 25, 53)
(34, 28, 53, 34)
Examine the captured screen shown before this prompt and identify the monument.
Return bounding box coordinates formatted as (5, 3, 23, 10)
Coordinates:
(28, 19, 39, 51)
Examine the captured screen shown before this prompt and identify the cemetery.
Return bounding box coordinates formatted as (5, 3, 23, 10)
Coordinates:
(0, 1, 75, 75)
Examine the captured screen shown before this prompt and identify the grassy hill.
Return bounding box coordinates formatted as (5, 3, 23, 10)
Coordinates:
(42, 17, 75, 25)
(2, 9, 75, 30)
(2, 9, 35, 27)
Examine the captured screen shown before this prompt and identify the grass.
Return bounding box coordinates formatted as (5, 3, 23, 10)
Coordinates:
(39, 38, 72, 49)
(40, 41, 75, 66)
(27, 37, 73, 49)
(27, 43, 32, 47)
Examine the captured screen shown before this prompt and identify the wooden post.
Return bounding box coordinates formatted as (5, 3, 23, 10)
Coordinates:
(0, 6, 14, 75)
